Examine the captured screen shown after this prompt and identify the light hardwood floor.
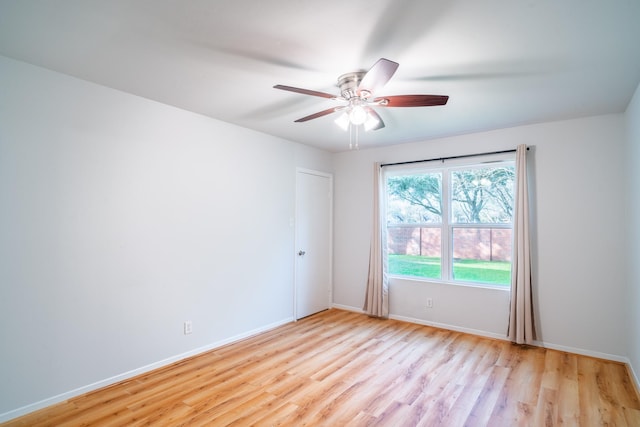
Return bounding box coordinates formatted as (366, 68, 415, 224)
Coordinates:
(4, 309, 640, 426)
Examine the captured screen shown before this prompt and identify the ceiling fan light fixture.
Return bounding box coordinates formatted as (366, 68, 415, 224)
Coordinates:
(349, 105, 367, 125)
(364, 112, 380, 131)
(334, 112, 350, 131)
(335, 106, 380, 131)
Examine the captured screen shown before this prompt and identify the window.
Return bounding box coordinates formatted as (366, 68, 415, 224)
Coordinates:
(385, 157, 515, 287)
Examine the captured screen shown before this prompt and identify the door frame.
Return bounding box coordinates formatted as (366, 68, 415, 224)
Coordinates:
(294, 168, 333, 320)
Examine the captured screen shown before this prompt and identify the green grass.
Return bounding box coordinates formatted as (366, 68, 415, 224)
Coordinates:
(388, 254, 511, 286)
(388, 255, 442, 279)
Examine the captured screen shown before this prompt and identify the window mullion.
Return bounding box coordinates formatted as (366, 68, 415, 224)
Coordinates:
(441, 171, 451, 281)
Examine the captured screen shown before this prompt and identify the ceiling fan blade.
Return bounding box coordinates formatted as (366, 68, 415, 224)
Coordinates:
(358, 58, 399, 96)
(294, 107, 340, 122)
(365, 107, 385, 130)
(274, 84, 337, 99)
(375, 95, 449, 107)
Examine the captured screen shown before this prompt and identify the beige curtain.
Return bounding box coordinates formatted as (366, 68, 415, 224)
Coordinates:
(508, 145, 535, 344)
(363, 162, 389, 318)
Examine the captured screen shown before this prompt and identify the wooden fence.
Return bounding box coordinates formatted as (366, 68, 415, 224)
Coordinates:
(387, 226, 512, 262)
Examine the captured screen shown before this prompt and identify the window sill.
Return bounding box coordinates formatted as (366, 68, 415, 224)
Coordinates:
(388, 274, 511, 292)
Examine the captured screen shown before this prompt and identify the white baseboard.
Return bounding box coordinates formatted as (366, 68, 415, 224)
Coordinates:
(331, 303, 364, 313)
(627, 362, 640, 398)
(333, 303, 506, 340)
(532, 340, 629, 364)
(389, 313, 510, 341)
(0, 316, 294, 424)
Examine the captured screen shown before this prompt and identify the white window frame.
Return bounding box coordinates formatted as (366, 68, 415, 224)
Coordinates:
(383, 153, 515, 289)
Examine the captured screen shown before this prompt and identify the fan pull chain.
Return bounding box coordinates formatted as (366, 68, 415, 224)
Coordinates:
(348, 123, 360, 150)
(355, 124, 359, 150)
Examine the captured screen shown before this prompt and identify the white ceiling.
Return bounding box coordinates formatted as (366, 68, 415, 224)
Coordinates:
(1, 0, 639, 152)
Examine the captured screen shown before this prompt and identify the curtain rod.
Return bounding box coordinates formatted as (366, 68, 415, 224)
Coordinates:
(380, 147, 528, 167)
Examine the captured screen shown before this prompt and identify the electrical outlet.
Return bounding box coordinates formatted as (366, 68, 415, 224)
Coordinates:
(184, 320, 193, 335)
(426, 298, 433, 308)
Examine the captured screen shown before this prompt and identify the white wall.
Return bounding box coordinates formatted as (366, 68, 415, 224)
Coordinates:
(624, 82, 640, 385)
(333, 114, 627, 359)
(0, 55, 332, 420)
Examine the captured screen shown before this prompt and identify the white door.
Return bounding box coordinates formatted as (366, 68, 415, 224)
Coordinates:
(295, 170, 332, 319)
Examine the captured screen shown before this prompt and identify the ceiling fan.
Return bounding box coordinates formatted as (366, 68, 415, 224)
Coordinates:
(274, 58, 449, 132)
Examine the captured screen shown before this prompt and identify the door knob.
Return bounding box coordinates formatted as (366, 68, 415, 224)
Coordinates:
(298, 250, 306, 256)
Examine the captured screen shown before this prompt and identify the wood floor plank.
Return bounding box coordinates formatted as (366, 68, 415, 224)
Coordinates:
(466, 366, 511, 426)
(3, 308, 639, 427)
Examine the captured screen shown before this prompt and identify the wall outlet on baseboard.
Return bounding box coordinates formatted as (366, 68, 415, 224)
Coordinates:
(426, 298, 433, 309)
(184, 320, 193, 335)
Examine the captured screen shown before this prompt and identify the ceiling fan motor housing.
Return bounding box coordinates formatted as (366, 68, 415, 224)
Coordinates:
(337, 72, 367, 99)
